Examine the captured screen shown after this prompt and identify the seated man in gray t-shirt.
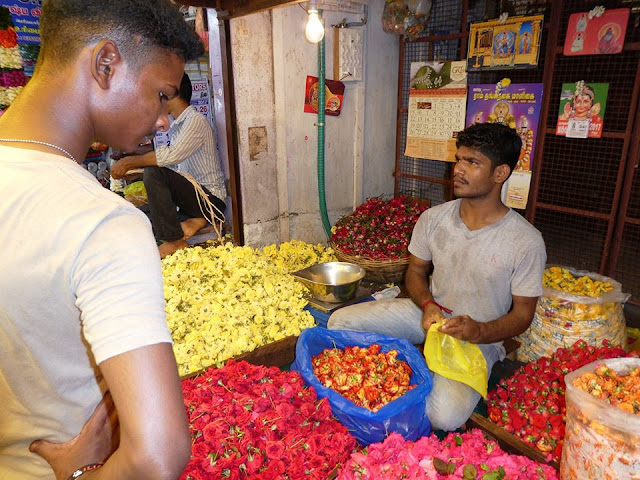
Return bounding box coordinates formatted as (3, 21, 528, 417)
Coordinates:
(328, 122, 547, 431)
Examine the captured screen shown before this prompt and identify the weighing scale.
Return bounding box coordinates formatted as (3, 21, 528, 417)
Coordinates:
(304, 286, 373, 313)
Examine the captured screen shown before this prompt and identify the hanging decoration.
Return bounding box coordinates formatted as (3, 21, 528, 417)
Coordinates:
(0, 6, 25, 116)
(304, 75, 344, 116)
(467, 14, 543, 71)
(381, 0, 432, 39)
(556, 81, 609, 139)
(564, 7, 629, 56)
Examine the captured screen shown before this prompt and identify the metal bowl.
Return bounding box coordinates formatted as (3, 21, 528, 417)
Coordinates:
(291, 262, 366, 303)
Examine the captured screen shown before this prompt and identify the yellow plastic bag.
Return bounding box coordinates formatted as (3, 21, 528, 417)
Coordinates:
(122, 181, 147, 206)
(424, 322, 488, 397)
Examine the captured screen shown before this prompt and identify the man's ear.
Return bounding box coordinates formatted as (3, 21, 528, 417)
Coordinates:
(493, 164, 511, 184)
(91, 40, 121, 89)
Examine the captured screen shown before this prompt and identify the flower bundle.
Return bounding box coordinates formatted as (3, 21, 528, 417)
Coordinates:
(181, 360, 356, 479)
(0, 7, 25, 113)
(330, 196, 427, 260)
(572, 363, 640, 415)
(162, 240, 335, 376)
(312, 344, 415, 412)
(487, 339, 638, 461)
(336, 429, 558, 479)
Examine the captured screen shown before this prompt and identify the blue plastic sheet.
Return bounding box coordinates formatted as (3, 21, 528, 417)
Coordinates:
(291, 328, 433, 446)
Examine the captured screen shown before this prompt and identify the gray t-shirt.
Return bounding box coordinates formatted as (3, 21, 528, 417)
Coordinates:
(408, 199, 546, 324)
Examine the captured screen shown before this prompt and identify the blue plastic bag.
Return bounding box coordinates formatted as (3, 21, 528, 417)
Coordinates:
(291, 327, 433, 445)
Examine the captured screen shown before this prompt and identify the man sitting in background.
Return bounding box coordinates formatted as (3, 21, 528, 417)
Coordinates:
(112, 72, 226, 258)
(328, 123, 546, 432)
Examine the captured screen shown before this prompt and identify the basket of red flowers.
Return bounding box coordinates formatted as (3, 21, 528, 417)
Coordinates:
(330, 196, 429, 284)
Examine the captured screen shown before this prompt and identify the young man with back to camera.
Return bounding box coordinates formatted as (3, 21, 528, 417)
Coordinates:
(0, 1, 205, 478)
(111, 72, 227, 258)
(328, 122, 547, 431)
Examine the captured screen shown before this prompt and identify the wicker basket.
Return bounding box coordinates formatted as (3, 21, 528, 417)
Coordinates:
(331, 242, 409, 284)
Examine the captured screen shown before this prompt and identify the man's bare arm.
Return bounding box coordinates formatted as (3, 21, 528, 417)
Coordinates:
(31, 343, 191, 479)
(439, 294, 538, 344)
(110, 151, 158, 179)
(405, 254, 445, 332)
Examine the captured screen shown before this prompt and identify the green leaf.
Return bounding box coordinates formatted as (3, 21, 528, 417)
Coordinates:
(433, 458, 451, 475)
(463, 464, 478, 479)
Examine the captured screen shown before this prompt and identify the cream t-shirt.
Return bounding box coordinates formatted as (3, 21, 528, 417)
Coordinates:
(0, 146, 172, 478)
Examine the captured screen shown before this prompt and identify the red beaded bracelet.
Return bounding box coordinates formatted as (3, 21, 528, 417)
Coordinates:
(421, 299, 452, 314)
(67, 463, 104, 480)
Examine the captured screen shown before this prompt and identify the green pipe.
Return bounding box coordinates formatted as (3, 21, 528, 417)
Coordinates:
(317, 25, 331, 238)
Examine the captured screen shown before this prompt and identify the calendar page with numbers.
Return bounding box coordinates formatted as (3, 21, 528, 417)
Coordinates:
(404, 61, 467, 162)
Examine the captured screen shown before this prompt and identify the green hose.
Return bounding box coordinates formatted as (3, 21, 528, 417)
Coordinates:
(317, 28, 331, 238)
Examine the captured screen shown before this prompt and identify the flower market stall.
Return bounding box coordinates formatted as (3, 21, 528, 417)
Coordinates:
(160, 233, 640, 479)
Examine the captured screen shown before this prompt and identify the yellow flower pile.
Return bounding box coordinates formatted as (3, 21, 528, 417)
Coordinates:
(162, 240, 336, 376)
(543, 266, 614, 298)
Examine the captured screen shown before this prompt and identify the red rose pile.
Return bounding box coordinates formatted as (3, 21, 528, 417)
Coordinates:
(330, 196, 427, 260)
(486, 339, 638, 462)
(312, 344, 415, 412)
(181, 361, 356, 479)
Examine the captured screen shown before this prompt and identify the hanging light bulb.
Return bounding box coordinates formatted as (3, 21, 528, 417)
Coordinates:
(305, 0, 324, 43)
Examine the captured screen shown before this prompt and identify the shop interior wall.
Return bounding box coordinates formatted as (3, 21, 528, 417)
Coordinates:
(229, 1, 399, 247)
(393, 0, 640, 304)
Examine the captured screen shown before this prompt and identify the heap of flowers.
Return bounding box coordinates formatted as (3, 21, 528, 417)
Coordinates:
(162, 240, 335, 376)
(312, 344, 415, 412)
(336, 429, 558, 479)
(0, 7, 25, 114)
(486, 339, 638, 461)
(330, 196, 427, 260)
(180, 361, 356, 479)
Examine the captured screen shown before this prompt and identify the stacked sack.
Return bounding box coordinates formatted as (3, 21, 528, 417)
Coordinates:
(517, 265, 629, 362)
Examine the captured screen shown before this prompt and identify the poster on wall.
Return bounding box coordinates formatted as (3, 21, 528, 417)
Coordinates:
(466, 80, 543, 209)
(556, 81, 609, 139)
(0, 0, 41, 77)
(467, 14, 543, 71)
(564, 8, 629, 56)
(0, 0, 40, 44)
(404, 60, 467, 162)
(303, 76, 345, 116)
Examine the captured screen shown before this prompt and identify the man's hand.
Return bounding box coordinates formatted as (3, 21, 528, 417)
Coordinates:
(109, 159, 132, 180)
(29, 392, 119, 480)
(439, 315, 484, 344)
(421, 303, 446, 333)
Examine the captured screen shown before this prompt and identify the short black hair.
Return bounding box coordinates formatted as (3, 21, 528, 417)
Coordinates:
(178, 72, 193, 103)
(39, 0, 204, 69)
(456, 123, 522, 173)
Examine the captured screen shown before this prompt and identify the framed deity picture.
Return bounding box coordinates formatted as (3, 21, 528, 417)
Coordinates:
(564, 8, 629, 56)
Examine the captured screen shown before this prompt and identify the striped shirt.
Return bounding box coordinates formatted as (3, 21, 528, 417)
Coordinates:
(155, 106, 226, 201)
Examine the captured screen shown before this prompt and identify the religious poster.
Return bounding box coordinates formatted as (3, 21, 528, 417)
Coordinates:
(467, 14, 543, 71)
(466, 80, 543, 209)
(0, 0, 40, 44)
(404, 60, 467, 162)
(564, 8, 629, 56)
(556, 81, 609, 139)
(304, 76, 345, 117)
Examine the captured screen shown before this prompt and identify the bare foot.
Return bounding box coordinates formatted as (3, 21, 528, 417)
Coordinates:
(181, 217, 208, 239)
(158, 238, 190, 258)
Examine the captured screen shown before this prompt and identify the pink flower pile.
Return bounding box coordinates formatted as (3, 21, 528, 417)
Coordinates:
(337, 430, 558, 479)
(180, 360, 356, 479)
